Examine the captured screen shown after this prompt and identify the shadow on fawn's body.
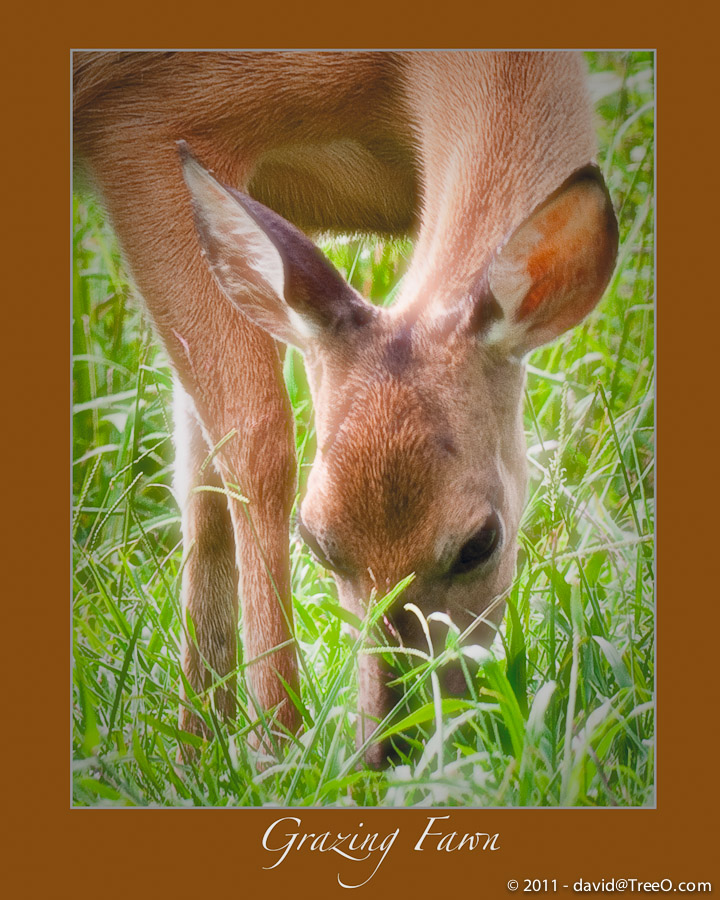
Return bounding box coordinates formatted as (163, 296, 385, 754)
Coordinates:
(73, 51, 618, 768)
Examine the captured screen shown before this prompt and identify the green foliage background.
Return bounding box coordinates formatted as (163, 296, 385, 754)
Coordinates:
(72, 51, 654, 807)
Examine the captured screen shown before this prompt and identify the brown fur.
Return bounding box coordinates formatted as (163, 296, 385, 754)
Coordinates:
(73, 51, 617, 765)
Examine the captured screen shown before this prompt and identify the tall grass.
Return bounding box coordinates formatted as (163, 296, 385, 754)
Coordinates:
(72, 51, 654, 807)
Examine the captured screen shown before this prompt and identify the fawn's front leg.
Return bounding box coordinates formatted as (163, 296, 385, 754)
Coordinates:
(175, 359, 300, 752)
(89, 140, 301, 751)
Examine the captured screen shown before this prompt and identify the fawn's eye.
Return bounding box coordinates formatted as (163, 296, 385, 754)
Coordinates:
(450, 514, 501, 577)
(298, 517, 342, 574)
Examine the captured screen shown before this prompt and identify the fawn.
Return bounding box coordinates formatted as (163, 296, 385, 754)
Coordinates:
(73, 51, 617, 767)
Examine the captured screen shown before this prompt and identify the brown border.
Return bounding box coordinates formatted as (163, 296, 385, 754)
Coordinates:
(6, 1, 718, 896)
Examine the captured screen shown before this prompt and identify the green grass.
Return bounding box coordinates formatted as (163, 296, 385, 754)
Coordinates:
(72, 51, 654, 807)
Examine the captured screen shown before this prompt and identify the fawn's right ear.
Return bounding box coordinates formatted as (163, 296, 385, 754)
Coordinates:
(179, 142, 375, 349)
(471, 164, 618, 356)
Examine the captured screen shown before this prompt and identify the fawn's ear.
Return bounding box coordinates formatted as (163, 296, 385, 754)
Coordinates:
(473, 165, 618, 356)
(179, 142, 375, 349)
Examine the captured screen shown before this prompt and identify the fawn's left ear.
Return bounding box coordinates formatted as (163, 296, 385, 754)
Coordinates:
(472, 165, 619, 356)
(179, 142, 375, 350)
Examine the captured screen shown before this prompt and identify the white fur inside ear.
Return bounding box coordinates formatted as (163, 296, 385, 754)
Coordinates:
(480, 300, 528, 356)
(182, 154, 285, 301)
(488, 236, 535, 319)
(286, 306, 320, 342)
(483, 319, 509, 346)
(228, 217, 285, 301)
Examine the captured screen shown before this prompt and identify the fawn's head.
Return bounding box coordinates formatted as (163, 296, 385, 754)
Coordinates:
(181, 143, 617, 760)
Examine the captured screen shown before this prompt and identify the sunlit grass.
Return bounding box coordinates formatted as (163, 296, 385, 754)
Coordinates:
(72, 51, 654, 807)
